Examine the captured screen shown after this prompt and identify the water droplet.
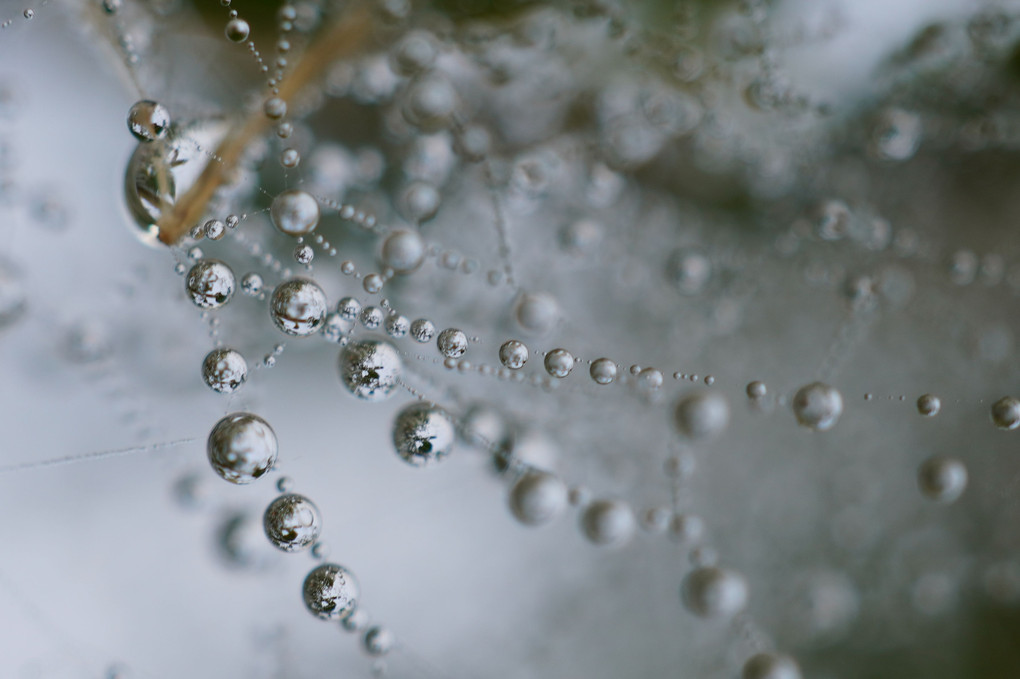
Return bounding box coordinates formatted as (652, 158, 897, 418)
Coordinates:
(391, 30, 437, 76)
(241, 272, 263, 296)
(544, 348, 574, 378)
(398, 180, 442, 224)
(202, 347, 248, 394)
(437, 328, 468, 358)
(674, 391, 730, 439)
(580, 499, 635, 547)
(271, 189, 320, 236)
(364, 625, 395, 656)
(681, 567, 749, 618)
(384, 313, 409, 338)
(280, 147, 300, 169)
(186, 260, 235, 309)
(359, 305, 385, 329)
(363, 273, 384, 294)
(264, 493, 322, 552)
(303, 563, 359, 620)
(498, 340, 529, 370)
(337, 296, 362, 321)
(207, 413, 278, 484)
(792, 382, 843, 431)
(225, 17, 250, 43)
(270, 278, 327, 336)
(410, 318, 435, 343)
(666, 249, 711, 295)
(338, 339, 402, 402)
(509, 471, 567, 526)
(514, 292, 560, 335)
(917, 455, 968, 503)
(589, 358, 617, 385)
(392, 402, 456, 466)
(127, 100, 170, 143)
(916, 393, 941, 417)
(380, 229, 425, 273)
(990, 396, 1020, 430)
(264, 97, 287, 120)
(402, 74, 457, 131)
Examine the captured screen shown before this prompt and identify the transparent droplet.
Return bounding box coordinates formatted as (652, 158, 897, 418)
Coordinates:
(391, 402, 456, 466)
(498, 340, 529, 370)
(202, 347, 248, 394)
(637, 367, 663, 390)
(225, 17, 250, 42)
(123, 119, 227, 245)
(669, 513, 705, 546)
(560, 219, 602, 256)
(402, 74, 457, 131)
(509, 470, 567, 526)
(337, 296, 362, 321)
(792, 382, 843, 431)
(544, 348, 573, 378)
(514, 292, 560, 335)
(264, 97, 287, 120)
(917, 393, 941, 417)
(384, 313, 409, 338)
(322, 312, 353, 344)
(674, 391, 730, 439)
(338, 339, 402, 402)
(271, 189, 320, 236)
(294, 244, 314, 265)
(681, 567, 749, 618)
(391, 30, 437, 76)
(666, 249, 711, 295)
(410, 318, 435, 343)
(399, 181, 440, 223)
(204, 219, 226, 240)
(437, 328, 468, 358)
(303, 563, 359, 620)
(917, 455, 968, 503)
(270, 278, 327, 336)
(359, 306, 385, 329)
(264, 493, 322, 552)
(580, 499, 636, 547)
(380, 229, 425, 273)
(871, 108, 922, 162)
(364, 625, 395, 656)
(747, 381, 767, 399)
(127, 100, 170, 143)
(207, 412, 278, 484)
(590, 358, 617, 385)
(363, 273, 384, 294)
(991, 396, 1020, 430)
(185, 259, 235, 309)
(280, 147, 300, 169)
(241, 272, 263, 296)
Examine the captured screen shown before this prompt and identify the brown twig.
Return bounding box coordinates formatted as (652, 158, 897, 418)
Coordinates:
(156, 4, 372, 245)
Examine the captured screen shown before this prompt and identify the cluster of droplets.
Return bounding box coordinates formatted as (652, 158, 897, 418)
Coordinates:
(63, 0, 1020, 676)
(0, 6, 36, 30)
(203, 408, 403, 661)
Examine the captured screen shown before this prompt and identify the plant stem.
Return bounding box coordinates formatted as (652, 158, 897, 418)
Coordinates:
(156, 4, 372, 245)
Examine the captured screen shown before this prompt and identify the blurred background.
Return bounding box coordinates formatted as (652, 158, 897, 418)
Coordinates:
(1, 1, 1020, 677)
